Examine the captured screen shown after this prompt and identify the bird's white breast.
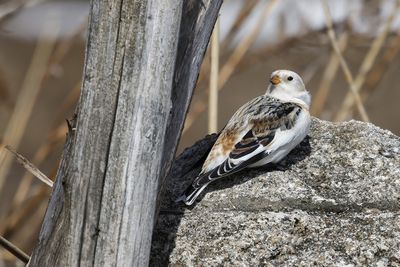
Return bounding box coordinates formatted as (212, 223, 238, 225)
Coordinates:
(250, 109, 311, 167)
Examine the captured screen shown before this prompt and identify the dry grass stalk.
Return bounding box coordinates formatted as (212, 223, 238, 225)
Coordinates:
(189, 1, 259, 126)
(334, 3, 399, 121)
(3, 146, 53, 187)
(48, 21, 86, 69)
(0, 235, 29, 264)
(11, 79, 79, 208)
(220, 0, 259, 50)
(4, 79, 78, 246)
(10, 123, 66, 209)
(0, 186, 48, 236)
(183, 100, 207, 134)
(221, 37, 297, 83)
(361, 33, 400, 101)
(183, 0, 278, 133)
(301, 53, 326, 85)
(1, 22, 82, 212)
(208, 17, 220, 134)
(218, 0, 278, 89)
(311, 32, 349, 116)
(0, 20, 59, 192)
(5, 24, 83, 214)
(321, 0, 370, 122)
(198, 1, 259, 86)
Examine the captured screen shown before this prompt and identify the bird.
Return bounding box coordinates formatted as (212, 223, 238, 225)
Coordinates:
(177, 70, 311, 206)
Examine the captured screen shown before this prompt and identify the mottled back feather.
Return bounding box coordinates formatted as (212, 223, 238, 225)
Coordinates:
(194, 95, 302, 190)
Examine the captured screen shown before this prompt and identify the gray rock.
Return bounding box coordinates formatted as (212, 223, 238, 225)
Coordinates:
(151, 118, 400, 266)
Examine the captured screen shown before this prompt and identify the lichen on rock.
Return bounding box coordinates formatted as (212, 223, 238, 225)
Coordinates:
(151, 118, 400, 266)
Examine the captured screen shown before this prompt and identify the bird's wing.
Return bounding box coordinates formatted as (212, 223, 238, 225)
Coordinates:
(192, 99, 303, 188)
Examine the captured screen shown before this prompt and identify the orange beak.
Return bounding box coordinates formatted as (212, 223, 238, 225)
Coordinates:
(270, 75, 281, 85)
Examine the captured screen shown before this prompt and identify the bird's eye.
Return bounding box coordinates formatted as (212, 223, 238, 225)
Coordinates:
(287, 76, 293, 81)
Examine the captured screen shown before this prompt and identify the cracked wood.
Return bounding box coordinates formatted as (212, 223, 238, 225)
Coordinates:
(28, 0, 221, 266)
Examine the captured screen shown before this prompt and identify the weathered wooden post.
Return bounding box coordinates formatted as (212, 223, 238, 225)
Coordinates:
(28, 0, 221, 266)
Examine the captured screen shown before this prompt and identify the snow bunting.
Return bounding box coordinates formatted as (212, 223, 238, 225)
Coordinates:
(177, 70, 311, 205)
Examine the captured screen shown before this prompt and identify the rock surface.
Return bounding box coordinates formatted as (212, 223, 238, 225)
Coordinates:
(151, 118, 400, 266)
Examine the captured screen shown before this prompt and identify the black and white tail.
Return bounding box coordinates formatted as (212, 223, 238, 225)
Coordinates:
(176, 181, 210, 206)
(176, 151, 268, 206)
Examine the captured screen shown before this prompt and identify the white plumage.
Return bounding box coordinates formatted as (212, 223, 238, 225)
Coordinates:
(178, 70, 311, 205)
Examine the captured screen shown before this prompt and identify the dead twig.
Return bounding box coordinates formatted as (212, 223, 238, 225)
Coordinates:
(311, 32, 349, 116)
(11, 79, 79, 208)
(0, 235, 30, 264)
(0, 19, 59, 192)
(334, 2, 399, 121)
(362, 33, 400, 101)
(220, 0, 259, 50)
(321, 0, 370, 122)
(4, 145, 53, 187)
(218, 0, 278, 89)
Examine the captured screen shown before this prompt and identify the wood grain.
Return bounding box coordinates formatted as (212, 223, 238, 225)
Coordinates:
(29, 0, 221, 266)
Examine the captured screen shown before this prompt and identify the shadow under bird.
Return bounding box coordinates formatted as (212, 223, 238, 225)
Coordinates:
(177, 70, 311, 205)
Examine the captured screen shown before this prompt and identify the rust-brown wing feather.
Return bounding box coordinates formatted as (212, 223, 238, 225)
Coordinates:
(178, 96, 303, 205)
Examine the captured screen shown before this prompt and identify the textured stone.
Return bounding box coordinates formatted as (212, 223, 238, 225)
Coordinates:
(151, 118, 400, 266)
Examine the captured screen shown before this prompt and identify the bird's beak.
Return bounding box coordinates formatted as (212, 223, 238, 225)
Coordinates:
(270, 75, 281, 85)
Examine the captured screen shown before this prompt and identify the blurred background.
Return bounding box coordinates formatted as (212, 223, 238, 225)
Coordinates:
(0, 0, 399, 265)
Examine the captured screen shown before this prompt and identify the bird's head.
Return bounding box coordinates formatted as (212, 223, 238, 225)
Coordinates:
(266, 70, 311, 108)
